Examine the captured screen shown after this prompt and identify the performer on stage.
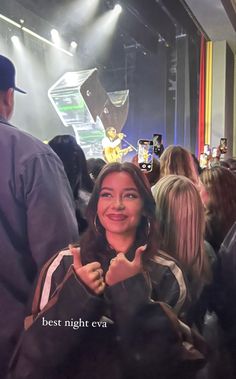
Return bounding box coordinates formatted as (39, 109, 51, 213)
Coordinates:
(102, 127, 132, 163)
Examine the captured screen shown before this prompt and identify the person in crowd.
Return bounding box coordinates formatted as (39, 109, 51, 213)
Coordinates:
(159, 145, 209, 208)
(225, 158, 236, 175)
(132, 154, 160, 187)
(87, 157, 107, 181)
(191, 153, 203, 175)
(7, 162, 208, 379)
(152, 175, 211, 326)
(200, 166, 236, 253)
(0, 55, 79, 377)
(49, 135, 94, 233)
(160, 145, 199, 185)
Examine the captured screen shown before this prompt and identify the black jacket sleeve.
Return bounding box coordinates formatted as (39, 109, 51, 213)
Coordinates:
(7, 270, 103, 379)
(106, 274, 207, 379)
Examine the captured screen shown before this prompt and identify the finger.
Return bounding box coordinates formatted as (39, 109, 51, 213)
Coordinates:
(110, 258, 116, 266)
(115, 253, 126, 262)
(89, 269, 103, 281)
(86, 262, 102, 271)
(96, 268, 103, 279)
(91, 278, 105, 291)
(133, 245, 147, 266)
(69, 245, 82, 269)
(95, 281, 106, 295)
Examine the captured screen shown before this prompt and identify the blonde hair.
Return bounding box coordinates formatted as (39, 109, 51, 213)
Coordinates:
(160, 145, 199, 186)
(152, 175, 208, 286)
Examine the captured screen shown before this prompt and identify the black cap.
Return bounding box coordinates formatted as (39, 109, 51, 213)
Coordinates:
(0, 55, 26, 94)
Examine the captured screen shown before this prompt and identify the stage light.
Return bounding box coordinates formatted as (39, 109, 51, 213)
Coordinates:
(22, 27, 73, 56)
(0, 12, 73, 57)
(70, 41, 78, 49)
(114, 4, 122, 14)
(51, 29, 60, 45)
(11, 35, 21, 47)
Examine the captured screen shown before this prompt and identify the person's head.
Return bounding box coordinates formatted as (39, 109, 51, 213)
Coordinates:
(106, 127, 117, 140)
(85, 162, 158, 255)
(200, 166, 236, 251)
(87, 158, 106, 181)
(48, 134, 94, 195)
(152, 175, 207, 282)
(160, 145, 199, 185)
(225, 158, 236, 175)
(0, 55, 26, 120)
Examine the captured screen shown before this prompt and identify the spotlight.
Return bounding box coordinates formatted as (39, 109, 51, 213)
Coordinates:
(11, 35, 20, 46)
(50, 29, 60, 45)
(114, 4, 122, 13)
(70, 41, 78, 49)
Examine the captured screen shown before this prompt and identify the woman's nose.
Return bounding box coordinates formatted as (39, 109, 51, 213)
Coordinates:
(112, 196, 125, 209)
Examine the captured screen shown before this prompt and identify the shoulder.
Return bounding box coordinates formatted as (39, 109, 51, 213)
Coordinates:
(0, 121, 58, 163)
(35, 248, 74, 311)
(148, 251, 189, 316)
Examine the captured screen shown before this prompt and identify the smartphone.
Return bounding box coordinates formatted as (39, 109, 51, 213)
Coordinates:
(138, 139, 153, 172)
(203, 144, 211, 156)
(153, 134, 164, 157)
(212, 147, 218, 158)
(199, 153, 208, 169)
(219, 138, 227, 154)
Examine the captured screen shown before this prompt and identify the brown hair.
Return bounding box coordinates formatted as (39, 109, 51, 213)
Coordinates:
(160, 145, 199, 185)
(201, 166, 236, 252)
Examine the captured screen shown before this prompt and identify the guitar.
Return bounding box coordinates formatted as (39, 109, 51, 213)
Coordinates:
(103, 146, 133, 163)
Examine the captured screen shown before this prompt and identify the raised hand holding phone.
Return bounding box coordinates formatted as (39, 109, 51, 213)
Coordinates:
(105, 245, 147, 286)
(69, 245, 105, 295)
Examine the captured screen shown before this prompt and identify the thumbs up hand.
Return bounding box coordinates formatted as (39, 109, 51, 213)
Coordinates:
(69, 245, 105, 295)
(105, 245, 147, 286)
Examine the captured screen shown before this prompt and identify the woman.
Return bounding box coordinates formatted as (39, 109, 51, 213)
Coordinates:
(152, 175, 211, 326)
(8, 163, 206, 379)
(49, 135, 94, 233)
(201, 166, 236, 253)
(159, 145, 199, 185)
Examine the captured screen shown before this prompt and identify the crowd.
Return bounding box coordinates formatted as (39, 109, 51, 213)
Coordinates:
(1, 54, 236, 379)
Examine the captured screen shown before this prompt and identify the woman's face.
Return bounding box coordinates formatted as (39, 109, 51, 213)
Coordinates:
(97, 171, 144, 239)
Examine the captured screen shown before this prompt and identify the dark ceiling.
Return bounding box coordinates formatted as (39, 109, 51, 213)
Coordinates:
(14, 0, 201, 54)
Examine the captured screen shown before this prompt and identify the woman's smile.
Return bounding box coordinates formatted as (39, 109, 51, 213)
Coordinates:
(107, 213, 128, 221)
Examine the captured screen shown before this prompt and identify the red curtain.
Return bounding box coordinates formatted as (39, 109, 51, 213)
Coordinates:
(198, 35, 206, 157)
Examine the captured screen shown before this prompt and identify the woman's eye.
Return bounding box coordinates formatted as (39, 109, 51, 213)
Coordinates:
(100, 192, 112, 198)
(124, 193, 138, 199)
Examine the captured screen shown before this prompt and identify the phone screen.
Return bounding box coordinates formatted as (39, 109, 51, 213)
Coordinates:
(199, 153, 208, 169)
(203, 144, 211, 156)
(138, 140, 153, 172)
(153, 134, 163, 157)
(219, 138, 227, 154)
(212, 147, 218, 158)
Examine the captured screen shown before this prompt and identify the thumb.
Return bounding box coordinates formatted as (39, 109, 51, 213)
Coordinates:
(133, 244, 147, 266)
(69, 245, 82, 269)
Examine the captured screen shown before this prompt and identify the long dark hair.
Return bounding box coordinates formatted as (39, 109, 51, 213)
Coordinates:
(48, 135, 94, 197)
(201, 166, 236, 252)
(80, 162, 159, 267)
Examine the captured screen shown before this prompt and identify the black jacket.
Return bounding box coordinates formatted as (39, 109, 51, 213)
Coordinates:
(7, 248, 206, 379)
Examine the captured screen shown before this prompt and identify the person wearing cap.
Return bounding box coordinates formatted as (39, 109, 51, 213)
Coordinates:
(0, 55, 79, 377)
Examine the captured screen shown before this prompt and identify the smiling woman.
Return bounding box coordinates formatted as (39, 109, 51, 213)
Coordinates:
(8, 163, 208, 379)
